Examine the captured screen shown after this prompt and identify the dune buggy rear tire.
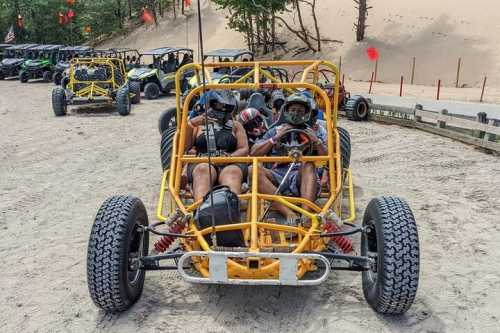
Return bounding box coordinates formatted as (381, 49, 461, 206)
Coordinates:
(53, 72, 62, 85)
(338, 127, 351, 170)
(116, 87, 131, 116)
(129, 81, 141, 104)
(0, 71, 4, 80)
(87, 195, 149, 312)
(161, 127, 176, 170)
(345, 95, 370, 121)
(361, 196, 419, 314)
(52, 87, 67, 116)
(42, 71, 52, 83)
(19, 70, 28, 83)
(144, 82, 161, 100)
(158, 107, 177, 134)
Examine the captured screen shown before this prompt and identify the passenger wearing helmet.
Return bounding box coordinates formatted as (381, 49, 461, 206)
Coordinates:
(185, 90, 249, 201)
(270, 90, 286, 123)
(250, 93, 327, 223)
(238, 108, 268, 146)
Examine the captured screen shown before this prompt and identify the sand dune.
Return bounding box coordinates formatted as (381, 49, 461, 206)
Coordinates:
(104, 0, 500, 89)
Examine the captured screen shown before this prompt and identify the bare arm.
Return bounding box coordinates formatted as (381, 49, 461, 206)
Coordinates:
(231, 122, 249, 157)
(250, 124, 292, 156)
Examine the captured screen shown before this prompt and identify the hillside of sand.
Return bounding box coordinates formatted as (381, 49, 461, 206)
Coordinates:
(104, 0, 500, 90)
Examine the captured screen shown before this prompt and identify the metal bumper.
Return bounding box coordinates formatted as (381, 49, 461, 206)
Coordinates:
(177, 251, 331, 286)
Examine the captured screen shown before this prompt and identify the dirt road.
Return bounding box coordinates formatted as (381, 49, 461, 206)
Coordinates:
(1, 80, 499, 332)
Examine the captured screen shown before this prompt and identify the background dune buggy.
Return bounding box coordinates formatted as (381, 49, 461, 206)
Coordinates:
(51, 57, 140, 117)
(0, 44, 39, 79)
(87, 60, 420, 316)
(52, 46, 94, 85)
(128, 47, 194, 100)
(19, 44, 64, 83)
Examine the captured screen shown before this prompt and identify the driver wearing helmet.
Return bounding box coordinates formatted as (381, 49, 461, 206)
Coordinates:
(185, 90, 249, 201)
(250, 93, 327, 224)
(238, 107, 268, 147)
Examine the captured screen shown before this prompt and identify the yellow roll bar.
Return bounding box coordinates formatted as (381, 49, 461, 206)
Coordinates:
(155, 60, 355, 278)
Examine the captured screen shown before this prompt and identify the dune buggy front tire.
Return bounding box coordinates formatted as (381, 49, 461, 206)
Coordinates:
(144, 82, 161, 100)
(19, 70, 28, 83)
(116, 87, 131, 116)
(52, 87, 67, 116)
(158, 107, 177, 133)
(345, 95, 370, 121)
(129, 81, 141, 104)
(87, 195, 149, 312)
(361, 196, 419, 314)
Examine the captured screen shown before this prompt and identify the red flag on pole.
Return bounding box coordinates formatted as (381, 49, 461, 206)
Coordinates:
(184, 0, 191, 6)
(366, 47, 379, 61)
(141, 8, 154, 24)
(58, 12, 68, 25)
(67, 0, 76, 6)
(67, 9, 75, 20)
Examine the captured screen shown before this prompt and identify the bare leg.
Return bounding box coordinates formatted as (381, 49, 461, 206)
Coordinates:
(218, 164, 243, 194)
(299, 162, 318, 212)
(191, 163, 217, 201)
(249, 166, 296, 219)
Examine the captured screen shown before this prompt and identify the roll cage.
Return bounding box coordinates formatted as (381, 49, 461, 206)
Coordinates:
(66, 57, 128, 100)
(157, 60, 356, 280)
(139, 47, 194, 73)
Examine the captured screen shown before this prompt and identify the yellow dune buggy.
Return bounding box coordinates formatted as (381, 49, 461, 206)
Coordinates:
(86, 60, 420, 315)
(51, 57, 140, 116)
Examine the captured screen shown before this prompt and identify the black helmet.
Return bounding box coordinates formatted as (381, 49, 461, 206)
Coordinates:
(283, 93, 312, 125)
(207, 90, 237, 113)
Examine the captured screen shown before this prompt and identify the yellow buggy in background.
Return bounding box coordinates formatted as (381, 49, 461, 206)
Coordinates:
(51, 57, 140, 116)
(86, 60, 420, 315)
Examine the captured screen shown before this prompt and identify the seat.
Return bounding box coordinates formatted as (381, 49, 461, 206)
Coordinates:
(247, 92, 272, 118)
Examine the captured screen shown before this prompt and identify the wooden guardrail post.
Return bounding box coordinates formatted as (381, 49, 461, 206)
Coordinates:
(437, 79, 441, 100)
(480, 76, 487, 103)
(438, 109, 448, 128)
(414, 104, 423, 122)
(455, 57, 462, 88)
(475, 112, 488, 138)
(411, 57, 416, 85)
(368, 71, 374, 94)
(484, 119, 497, 142)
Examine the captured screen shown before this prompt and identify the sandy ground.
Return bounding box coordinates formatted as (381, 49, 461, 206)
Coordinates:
(1, 79, 500, 332)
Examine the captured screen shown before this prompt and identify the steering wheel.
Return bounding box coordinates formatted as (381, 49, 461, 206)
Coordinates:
(275, 128, 314, 156)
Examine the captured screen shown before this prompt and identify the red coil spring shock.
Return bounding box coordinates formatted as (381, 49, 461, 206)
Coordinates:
(154, 220, 185, 253)
(323, 221, 353, 253)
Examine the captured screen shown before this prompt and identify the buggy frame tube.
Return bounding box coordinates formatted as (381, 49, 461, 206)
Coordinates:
(161, 61, 347, 276)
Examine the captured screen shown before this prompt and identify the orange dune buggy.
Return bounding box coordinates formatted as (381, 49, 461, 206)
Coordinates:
(86, 60, 419, 315)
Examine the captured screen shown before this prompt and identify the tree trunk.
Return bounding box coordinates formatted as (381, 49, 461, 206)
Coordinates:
(255, 14, 261, 53)
(355, 0, 369, 41)
(311, 0, 321, 51)
(249, 14, 255, 53)
(294, 0, 314, 51)
(262, 13, 268, 54)
(128, 0, 132, 18)
(271, 13, 276, 53)
(173, 0, 177, 19)
(244, 12, 251, 51)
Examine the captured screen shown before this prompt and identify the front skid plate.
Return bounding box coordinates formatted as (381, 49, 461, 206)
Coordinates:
(177, 251, 331, 286)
